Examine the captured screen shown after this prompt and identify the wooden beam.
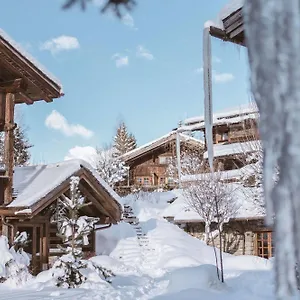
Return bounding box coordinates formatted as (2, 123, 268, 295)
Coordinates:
(42, 93, 53, 103)
(209, 26, 246, 47)
(79, 184, 111, 218)
(0, 78, 28, 93)
(18, 91, 34, 105)
(81, 173, 121, 223)
(4, 92, 15, 204)
(0, 92, 5, 131)
(223, 8, 243, 29)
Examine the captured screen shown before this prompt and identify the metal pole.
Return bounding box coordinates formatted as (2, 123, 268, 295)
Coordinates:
(176, 132, 182, 188)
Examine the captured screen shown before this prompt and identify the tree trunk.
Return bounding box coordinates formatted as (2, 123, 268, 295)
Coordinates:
(210, 231, 220, 280)
(218, 225, 224, 283)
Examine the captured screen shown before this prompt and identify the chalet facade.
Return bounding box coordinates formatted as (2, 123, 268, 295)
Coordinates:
(0, 160, 122, 274)
(0, 29, 122, 273)
(120, 131, 204, 190)
(182, 105, 259, 171)
(171, 106, 273, 259)
(163, 180, 272, 259)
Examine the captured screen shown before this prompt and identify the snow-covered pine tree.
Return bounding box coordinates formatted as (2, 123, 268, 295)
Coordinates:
(96, 146, 128, 188)
(113, 121, 136, 156)
(51, 176, 113, 288)
(13, 124, 32, 166)
(167, 149, 203, 182)
(0, 123, 32, 167)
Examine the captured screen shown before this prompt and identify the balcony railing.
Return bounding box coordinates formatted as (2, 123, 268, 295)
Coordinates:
(229, 129, 257, 140)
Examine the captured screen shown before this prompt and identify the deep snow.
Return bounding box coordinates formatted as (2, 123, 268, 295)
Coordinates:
(0, 190, 281, 299)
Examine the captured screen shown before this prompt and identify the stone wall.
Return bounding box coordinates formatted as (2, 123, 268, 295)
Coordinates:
(178, 219, 266, 256)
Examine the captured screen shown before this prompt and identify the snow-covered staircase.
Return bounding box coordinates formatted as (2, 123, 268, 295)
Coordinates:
(119, 205, 162, 276)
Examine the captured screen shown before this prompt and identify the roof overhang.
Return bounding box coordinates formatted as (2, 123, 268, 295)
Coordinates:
(4, 166, 122, 223)
(209, 7, 245, 46)
(121, 131, 204, 165)
(0, 30, 63, 104)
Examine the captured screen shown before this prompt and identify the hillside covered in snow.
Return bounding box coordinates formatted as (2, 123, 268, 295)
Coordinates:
(0, 190, 275, 300)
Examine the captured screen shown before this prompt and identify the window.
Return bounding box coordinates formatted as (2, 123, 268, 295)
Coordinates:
(159, 156, 170, 164)
(159, 177, 165, 185)
(168, 177, 175, 184)
(255, 232, 274, 259)
(221, 132, 228, 141)
(143, 177, 150, 186)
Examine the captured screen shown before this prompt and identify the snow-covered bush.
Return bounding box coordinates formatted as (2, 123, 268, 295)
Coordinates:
(96, 147, 129, 188)
(0, 233, 31, 287)
(167, 150, 203, 182)
(50, 176, 114, 288)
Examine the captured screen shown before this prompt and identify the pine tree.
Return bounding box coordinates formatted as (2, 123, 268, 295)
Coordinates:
(96, 146, 128, 188)
(13, 124, 32, 166)
(113, 121, 136, 156)
(55, 176, 99, 258)
(50, 176, 114, 288)
(0, 123, 32, 167)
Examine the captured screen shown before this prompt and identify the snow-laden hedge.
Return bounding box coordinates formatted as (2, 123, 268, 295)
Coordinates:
(0, 235, 31, 287)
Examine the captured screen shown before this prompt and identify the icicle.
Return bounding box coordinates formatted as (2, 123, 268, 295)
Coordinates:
(203, 27, 214, 171)
(244, 0, 300, 298)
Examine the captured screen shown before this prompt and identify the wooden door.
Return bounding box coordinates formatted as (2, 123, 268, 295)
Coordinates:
(255, 231, 274, 259)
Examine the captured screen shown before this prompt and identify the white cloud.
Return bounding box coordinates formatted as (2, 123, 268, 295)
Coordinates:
(93, 0, 105, 6)
(40, 35, 80, 54)
(122, 13, 135, 28)
(194, 67, 203, 74)
(65, 146, 97, 167)
(45, 110, 94, 139)
(112, 53, 129, 68)
(136, 45, 154, 60)
(213, 71, 235, 83)
(213, 56, 221, 63)
(194, 67, 234, 83)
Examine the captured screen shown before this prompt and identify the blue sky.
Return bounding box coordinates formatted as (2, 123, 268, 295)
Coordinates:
(1, 0, 249, 164)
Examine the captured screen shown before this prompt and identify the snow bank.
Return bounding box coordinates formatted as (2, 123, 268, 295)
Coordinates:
(163, 265, 223, 294)
(121, 190, 177, 221)
(96, 222, 136, 255)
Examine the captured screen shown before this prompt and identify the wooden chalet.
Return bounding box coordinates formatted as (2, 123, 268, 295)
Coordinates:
(182, 105, 259, 170)
(0, 160, 122, 274)
(0, 29, 123, 273)
(173, 2, 273, 259)
(0, 28, 63, 205)
(163, 184, 273, 259)
(120, 131, 204, 191)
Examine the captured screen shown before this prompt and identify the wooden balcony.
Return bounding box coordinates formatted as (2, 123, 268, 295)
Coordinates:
(229, 129, 257, 141)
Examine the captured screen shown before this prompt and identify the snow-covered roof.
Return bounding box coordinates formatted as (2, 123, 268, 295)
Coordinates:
(184, 104, 258, 129)
(0, 28, 62, 93)
(205, 0, 244, 30)
(121, 131, 204, 163)
(9, 159, 121, 208)
(162, 184, 264, 222)
(182, 164, 255, 182)
(203, 141, 260, 159)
